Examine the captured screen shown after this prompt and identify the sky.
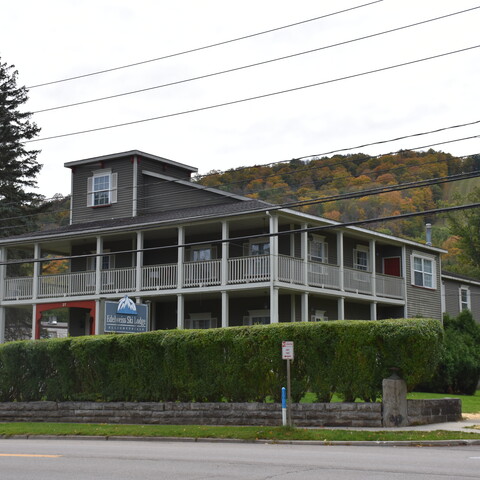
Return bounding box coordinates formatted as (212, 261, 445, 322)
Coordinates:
(1, 0, 479, 199)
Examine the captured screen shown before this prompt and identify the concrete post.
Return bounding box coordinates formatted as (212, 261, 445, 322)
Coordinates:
(382, 372, 408, 427)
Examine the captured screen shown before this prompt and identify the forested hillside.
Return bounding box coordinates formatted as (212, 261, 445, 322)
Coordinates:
(197, 149, 480, 277)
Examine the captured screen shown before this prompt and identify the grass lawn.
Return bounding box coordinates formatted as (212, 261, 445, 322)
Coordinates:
(0, 423, 480, 443)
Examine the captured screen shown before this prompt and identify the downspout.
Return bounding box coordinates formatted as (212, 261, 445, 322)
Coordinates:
(132, 155, 138, 217)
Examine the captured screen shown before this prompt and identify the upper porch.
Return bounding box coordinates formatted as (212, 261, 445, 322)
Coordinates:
(0, 210, 407, 305)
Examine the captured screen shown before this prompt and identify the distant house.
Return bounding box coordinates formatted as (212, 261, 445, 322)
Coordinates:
(442, 271, 480, 322)
(0, 150, 447, 341)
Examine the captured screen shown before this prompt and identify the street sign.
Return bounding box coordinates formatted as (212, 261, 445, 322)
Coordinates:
(282, 340, 294, 360)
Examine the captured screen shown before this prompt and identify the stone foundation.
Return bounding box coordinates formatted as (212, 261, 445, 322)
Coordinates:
(0, 398, 462, 427)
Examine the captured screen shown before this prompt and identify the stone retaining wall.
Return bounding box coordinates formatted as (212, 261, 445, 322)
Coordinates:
(407, 398, 462, 425)
(0, 399, 462, 427)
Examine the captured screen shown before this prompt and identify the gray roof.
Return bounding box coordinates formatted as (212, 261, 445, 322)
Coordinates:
(0, 199, 274, 244)
(64, 150, 198, 173)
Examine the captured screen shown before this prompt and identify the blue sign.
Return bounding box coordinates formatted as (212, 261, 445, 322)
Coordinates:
(105, 297, 149, 333)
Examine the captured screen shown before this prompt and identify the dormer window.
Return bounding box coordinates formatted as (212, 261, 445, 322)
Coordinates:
(87, 170, 118, 207)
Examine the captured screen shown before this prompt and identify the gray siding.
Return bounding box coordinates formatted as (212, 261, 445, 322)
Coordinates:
(443, 277, 480, 323)
(405, 247, 442, 320)
(70, 158, 134, 224)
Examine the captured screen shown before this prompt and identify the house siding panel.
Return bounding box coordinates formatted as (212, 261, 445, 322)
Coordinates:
(443, 277, 480, 323)
(405, 247, 442, 320)
(71, 159, 134, 224)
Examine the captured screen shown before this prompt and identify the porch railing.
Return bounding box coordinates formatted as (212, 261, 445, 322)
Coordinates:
(376, 273, 404, 299)
(100, 267, 136, 293)
(344, 267, 373, 295)
(183, 260, 221, 287)
(142, 264, 177, 290)
(38, 271, 95, 297)
(228, 255, 270, 284)
(2, 255, 406, 301)
(4, 277, 33, 300)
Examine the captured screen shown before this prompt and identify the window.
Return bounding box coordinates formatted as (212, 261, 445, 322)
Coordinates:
(187, 245, 217, 262)
(310, 310, 328, 322)
(87, 252, 114, 271)
(87, 170, 118, 207)
(460, 286, 470, 311)
(185, 313, 217, 329)
(411, 252, 436, 289)
(354, 245, 369, 271)
(243, 309, 270, 325)
(250, 241, 270, 256)
(309, 235, 328, 263)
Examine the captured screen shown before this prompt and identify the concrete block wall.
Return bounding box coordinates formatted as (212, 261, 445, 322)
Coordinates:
(407, 398, 462, 425)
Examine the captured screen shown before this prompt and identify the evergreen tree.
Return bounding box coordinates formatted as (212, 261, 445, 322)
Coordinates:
(0, 57, 43, 237)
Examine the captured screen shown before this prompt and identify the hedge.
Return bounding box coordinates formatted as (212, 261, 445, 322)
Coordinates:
(0, 319, 443, 402)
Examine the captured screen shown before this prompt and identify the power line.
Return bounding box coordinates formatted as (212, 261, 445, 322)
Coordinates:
(3, 201, 479, 267)
(26, 1, 383, 89)
(26, 44, 480, 143)
(32, 6, 480, 114)
(2, 133, 478, 230)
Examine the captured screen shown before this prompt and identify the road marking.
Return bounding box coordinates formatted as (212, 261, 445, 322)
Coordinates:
(0, 454, 61, 458)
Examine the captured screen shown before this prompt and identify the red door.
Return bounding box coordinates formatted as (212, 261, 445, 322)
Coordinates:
(383, 257, 401, 276)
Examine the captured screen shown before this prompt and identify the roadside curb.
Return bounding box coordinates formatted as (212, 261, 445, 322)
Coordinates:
(2, 434, 480, 447)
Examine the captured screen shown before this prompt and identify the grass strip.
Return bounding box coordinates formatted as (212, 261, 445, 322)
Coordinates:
(0, 423, 480, 442)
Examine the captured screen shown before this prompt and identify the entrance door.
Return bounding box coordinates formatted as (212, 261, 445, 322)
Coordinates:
(383, 257, 401, 276)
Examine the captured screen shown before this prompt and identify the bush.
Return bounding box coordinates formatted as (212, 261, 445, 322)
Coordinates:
(0, 319, 443, 402)
(420, 310, 480, 395)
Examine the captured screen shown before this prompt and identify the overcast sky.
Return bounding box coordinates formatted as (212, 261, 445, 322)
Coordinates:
(1, 0, 479, 198)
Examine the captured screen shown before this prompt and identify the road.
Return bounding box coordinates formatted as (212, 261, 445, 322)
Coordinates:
(0, 438, 479, 479)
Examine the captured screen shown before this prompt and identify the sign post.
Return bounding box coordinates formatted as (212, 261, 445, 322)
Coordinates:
(281, 341, 294, 427)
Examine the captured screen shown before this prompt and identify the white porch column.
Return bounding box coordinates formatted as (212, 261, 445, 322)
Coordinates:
(301, 292, 309, 322)
(0, 247, 6, 301)
(132, 154, 138, 217)
(32, 303, 37, 340)
(95, 236, 103, 295)
(177, 227, 185, 289)
(370, 239, 376, 296)
(221, 221, 229, 286)
(32, 243, 40, 300)
(301, 223, 308, 285)
(338, 296, 345, 320)
(290, 294, 296, 322)
(268, 213, 278, 282)
(0, 307, 5, 344)
(402, 245, 408, 318)
(270, 286, 279, 323)
(289, 224, 295, 257)
(177, 293, 185, 329)
(95, 299, 102, 335)
(337, 231, 344, 291)
(136, 231, 143, 292)
(221, 290, 229, 327)
(370, 301, 377, 321)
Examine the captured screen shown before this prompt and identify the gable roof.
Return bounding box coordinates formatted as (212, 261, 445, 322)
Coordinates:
(64, 150, 198, 173)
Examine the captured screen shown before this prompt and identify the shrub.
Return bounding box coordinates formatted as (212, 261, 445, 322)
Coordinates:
(420, 310, 480, 395)
(0, 319, 443, 402)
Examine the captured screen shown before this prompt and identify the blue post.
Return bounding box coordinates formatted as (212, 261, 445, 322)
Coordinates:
(281, 386, 287, 426)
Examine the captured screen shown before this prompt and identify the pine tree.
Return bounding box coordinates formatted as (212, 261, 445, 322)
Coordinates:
(0, 57, 43, 237)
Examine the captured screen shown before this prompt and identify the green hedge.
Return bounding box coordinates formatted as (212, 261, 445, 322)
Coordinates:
(0, 319, 443, 402)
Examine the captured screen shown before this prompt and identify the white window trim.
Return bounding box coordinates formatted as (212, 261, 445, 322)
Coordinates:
(245, 237, 270, 256)
(243, 309, 270, 326)
(185, 312, 217, 329)
(310, 309, 328, 322)
(353, 244, 369, 271)
(309, 234, 328, 263)
(87, 169, 118, 207)
(186, 244, 217, 262)
(410, 251, 436, 290)
(459, 285, 471, 311)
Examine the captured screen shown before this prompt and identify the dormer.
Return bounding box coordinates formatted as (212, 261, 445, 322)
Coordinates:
(65, 150, 197, 225)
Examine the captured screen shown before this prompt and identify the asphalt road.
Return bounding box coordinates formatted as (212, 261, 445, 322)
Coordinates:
(1, 438, 480, 480)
